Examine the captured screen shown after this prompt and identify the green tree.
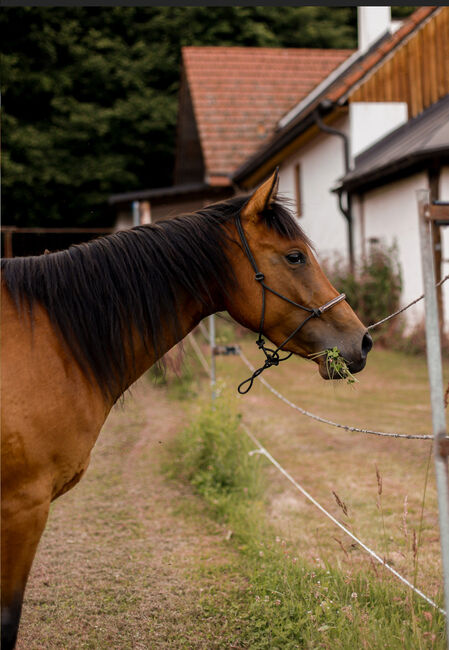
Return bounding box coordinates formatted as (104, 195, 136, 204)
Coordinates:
(2, 7, 361, 226)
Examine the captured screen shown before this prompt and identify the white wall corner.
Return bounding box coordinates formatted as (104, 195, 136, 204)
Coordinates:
(349, 102, 408, 161)
(358, 6, 391, 52)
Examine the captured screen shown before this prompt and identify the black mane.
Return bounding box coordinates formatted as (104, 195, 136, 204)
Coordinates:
(2, 195, 307, 400)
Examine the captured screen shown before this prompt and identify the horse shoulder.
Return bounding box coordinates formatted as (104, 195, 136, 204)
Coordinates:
(1, 285, 109, 501)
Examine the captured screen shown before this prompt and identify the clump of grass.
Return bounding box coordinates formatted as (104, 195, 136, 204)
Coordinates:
(309, 346, 358, 384)
(147, 354, 200, 401)
(170, 396, 263, 519)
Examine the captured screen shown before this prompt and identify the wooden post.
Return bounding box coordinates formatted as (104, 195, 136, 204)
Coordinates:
(3, 229, 13, 258)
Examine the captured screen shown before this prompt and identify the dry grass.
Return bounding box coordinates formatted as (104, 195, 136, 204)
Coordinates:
(16, 382, 249, 649)
(15, 323, 448, 648)
(210, 333, 449, 604)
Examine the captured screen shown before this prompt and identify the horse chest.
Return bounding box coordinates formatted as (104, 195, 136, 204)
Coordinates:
(2, 295, 109, 499)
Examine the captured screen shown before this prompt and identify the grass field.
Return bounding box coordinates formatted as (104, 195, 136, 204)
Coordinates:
(210, 335, 447, 597)
(16, 320, 449, 648)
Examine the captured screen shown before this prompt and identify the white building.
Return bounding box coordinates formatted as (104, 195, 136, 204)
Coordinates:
(110, 7, 449, 332)
(234, 6, 449, 331)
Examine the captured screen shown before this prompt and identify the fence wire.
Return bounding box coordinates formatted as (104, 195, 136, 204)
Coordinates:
(186, 334, 447, 615)
(238, 351, 446, 440)
(241, 422, 446, 616)
(368, 274, 449, 330)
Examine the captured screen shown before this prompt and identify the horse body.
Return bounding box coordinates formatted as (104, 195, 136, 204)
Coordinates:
(1, 281, 208, 649)
(2, 291, 101, 644)
(1, 172, 371, 648)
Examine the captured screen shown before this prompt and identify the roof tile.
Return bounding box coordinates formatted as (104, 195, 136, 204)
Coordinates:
(182, 46, 352, 178)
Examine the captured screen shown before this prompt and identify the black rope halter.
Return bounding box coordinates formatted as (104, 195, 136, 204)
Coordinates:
(234, 213, 346, 394)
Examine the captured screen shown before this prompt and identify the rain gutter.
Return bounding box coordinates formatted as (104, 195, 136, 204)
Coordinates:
(313, 103, 355, 272)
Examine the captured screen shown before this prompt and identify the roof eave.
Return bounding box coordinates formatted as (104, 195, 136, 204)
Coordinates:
(108, 182, 231, 206)
(335, 148, 449, 195)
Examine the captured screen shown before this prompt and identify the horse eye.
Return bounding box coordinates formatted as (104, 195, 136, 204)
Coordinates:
(285, 251, 306, 265)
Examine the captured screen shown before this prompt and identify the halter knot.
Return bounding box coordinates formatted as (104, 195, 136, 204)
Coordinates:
(255, 272, 265, 282)
(312, 307, 322, 318)
(265, 354, 280, 367)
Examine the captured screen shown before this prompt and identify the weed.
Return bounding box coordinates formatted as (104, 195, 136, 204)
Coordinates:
(309, 346, 358, 384)
(147, 351, 200, 401)
(170, 396, 263, 519)
(375, 465, 389, 563)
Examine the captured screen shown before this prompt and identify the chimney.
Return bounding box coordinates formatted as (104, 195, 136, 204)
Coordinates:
(358, 7, 391, 52)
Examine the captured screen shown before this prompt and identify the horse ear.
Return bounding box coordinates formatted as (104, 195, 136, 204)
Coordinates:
(241, 168, 279, 221)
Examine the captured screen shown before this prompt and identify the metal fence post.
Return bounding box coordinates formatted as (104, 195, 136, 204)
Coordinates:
(209, 314, 216, 401)
(417, 189, 449, 645)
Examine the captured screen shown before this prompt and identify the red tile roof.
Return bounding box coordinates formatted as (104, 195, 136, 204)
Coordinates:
(182, 46, 353, 181)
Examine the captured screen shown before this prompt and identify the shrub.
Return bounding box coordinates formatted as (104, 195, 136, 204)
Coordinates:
(326, 242, 402, 332)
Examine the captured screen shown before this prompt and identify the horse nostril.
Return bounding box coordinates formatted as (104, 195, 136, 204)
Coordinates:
(361, 332, 373, 358)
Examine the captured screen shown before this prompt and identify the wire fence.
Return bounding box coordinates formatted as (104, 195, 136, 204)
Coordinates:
(367, 274, 449, 331)
(186, 334, 446, 614)
(238, 350, 447, 441)
(241, 422, 446, 615)
(184, 273, 449, 616)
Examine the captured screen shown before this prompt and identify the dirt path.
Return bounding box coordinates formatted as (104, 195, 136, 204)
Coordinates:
(16, 378, 248, 649)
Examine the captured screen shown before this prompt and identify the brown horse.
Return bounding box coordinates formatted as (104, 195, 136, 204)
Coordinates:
(1, 171, 372, 649)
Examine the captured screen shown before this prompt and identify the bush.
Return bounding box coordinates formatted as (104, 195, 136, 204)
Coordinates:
(327, 242, 402, 332)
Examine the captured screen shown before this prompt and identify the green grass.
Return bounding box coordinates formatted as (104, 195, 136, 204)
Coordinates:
(171, 396, 447, 649)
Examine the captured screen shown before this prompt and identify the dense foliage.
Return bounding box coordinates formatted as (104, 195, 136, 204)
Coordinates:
(326, 242, 403, 334)
(1, 7, 359, 227)
(1, 7, 414, 227)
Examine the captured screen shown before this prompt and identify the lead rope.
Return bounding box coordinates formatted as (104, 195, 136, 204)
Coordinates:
(234, 215, 345, 394)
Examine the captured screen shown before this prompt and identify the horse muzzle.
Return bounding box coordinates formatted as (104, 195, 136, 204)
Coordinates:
(317, 330, 373, 379)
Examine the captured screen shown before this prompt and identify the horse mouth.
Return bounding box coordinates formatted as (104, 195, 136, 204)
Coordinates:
(314, 355, 367, 381)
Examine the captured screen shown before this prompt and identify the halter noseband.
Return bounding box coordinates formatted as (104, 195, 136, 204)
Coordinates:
(234, 213, 346, 394)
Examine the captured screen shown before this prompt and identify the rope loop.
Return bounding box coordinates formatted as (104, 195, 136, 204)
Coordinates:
(237, 345, 293, 394)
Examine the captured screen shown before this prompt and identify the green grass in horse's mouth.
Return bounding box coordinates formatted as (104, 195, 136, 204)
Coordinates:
(308, 346, 358, 384)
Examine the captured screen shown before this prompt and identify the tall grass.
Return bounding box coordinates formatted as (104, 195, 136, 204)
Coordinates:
(171, 396, 264, 526)
(172, 397, 447, 648)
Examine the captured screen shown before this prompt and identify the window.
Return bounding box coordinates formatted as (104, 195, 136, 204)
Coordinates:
(294, 163, 302, 217)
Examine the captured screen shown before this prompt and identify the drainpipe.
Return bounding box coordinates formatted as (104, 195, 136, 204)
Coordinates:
(313, 106, 354, 273)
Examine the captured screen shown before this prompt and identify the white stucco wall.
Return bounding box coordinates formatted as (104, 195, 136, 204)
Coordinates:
(278, 115, 353, 263)
(349, 102, 408, 159)
(359, 171, 449, 332)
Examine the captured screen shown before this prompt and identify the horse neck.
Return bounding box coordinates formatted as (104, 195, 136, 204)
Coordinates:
(121, 289, 219, 397)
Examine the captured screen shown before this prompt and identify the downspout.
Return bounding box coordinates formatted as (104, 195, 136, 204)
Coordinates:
(313, 105, 354, 272)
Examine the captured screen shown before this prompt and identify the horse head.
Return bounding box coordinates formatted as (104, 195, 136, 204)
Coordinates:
(224, 170, 372, 380)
